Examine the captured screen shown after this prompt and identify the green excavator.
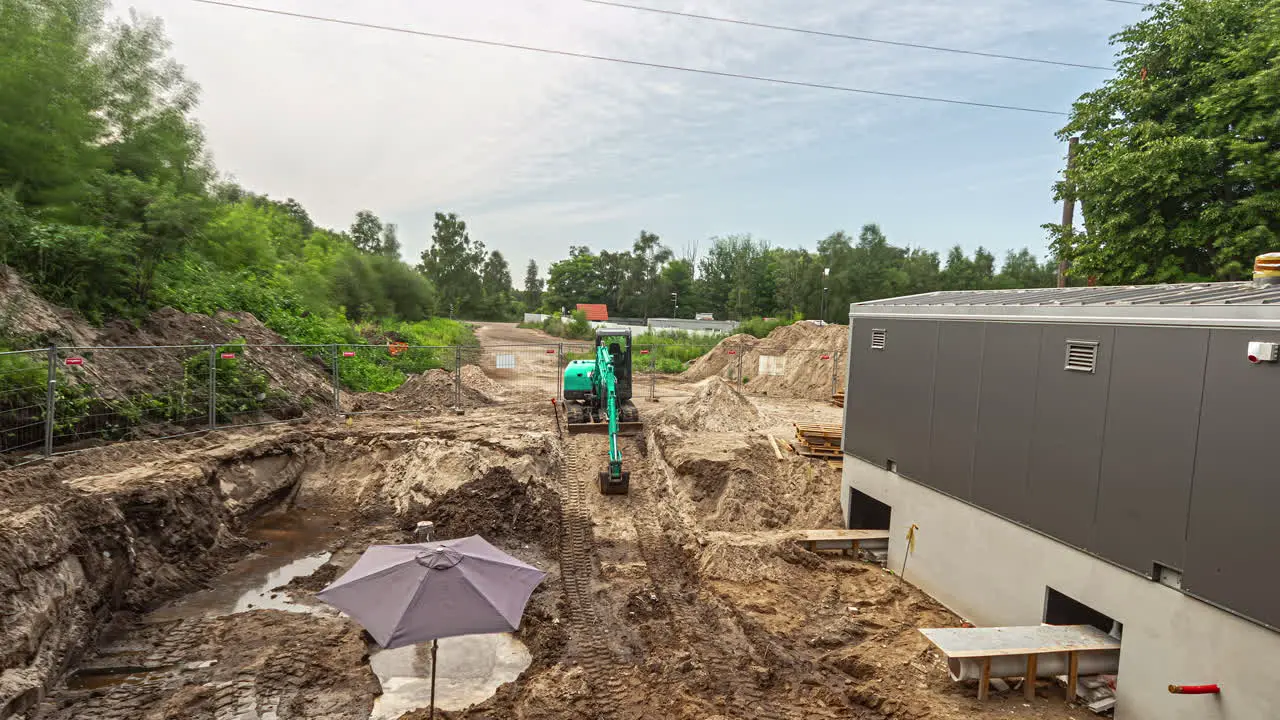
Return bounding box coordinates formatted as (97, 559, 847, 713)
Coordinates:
(562, 328, 643, 494)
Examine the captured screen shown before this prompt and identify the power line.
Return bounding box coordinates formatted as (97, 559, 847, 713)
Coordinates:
(1099, 0, 1146, 5)
(580, 0, 1113, 72)
(187, 0, 1068, 116)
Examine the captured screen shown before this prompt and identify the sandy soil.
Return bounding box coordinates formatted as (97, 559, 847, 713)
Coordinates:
(1, 319, 1091, 720)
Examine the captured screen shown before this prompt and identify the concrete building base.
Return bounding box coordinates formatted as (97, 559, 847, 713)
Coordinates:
(842, 457, 1280, 720)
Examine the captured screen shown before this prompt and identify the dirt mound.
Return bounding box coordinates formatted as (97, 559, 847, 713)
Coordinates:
(347, 368, 491, 413)
(663, 378, 760, 433)
(459, 364, 505, 398)
(0, 267, 334, 423)
(681, 322, 847, 401)
(0, 266, 95, 345)
(654, 428, 842, 531)
(680, 333, 759, 382)
(427, 466, 560, 550)
(696, 533, 822, 584)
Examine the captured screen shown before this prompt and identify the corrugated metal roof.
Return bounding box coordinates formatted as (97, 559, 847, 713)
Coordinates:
(849, 281, 1280, 328)
(857, 282, 1280, 307)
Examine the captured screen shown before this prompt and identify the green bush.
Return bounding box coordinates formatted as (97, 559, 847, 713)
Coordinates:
(736, 312, 803, 338)
(655, 357, 684, 374)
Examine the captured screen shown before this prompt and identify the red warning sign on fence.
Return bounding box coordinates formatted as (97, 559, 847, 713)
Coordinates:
(545, 348, 555, 354)
(220, 353, 236, 360)
(821, 354, 831, 360)
(342, 351, 356, 357)
(727, 350, 737, 355)
(64, 357, 84, 366)
(639, 349, 650, 355)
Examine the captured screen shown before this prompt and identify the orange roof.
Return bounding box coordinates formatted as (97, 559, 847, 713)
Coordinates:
(576, 303, 609, 321)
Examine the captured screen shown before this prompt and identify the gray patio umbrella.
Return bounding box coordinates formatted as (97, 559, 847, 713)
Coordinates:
(316, 535, 545, 719)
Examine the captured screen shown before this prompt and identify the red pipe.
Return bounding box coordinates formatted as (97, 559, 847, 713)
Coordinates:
(1169, 684, 1220, 695)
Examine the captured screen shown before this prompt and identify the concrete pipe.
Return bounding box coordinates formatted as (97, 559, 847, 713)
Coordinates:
(948, 650, 1120, 682)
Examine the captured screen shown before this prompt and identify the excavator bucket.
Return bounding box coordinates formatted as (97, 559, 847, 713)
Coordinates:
(567, 420, 643, 436)
(598, 471, 630, 495)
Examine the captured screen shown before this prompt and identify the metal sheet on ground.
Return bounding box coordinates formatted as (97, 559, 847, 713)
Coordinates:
(919, 625, 1119, 658)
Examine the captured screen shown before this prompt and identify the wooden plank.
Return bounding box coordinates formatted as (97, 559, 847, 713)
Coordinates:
(768, 434, 783, 460)
(978, 658, 991, 701)
(918, 625, 1120, 659)
(1024, 655, 1037, 700)
(1067, 651, 1079, 701)
(796, 529, 890, 542)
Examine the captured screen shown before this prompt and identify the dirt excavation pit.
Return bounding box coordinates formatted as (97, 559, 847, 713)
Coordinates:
(5, 362, 1094, 720)
(2, 412, 562, 720)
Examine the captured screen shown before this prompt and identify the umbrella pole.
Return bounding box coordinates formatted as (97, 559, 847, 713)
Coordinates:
(430, 638, 438, 720)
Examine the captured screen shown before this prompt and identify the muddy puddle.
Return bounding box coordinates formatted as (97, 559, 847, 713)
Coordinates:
(369, 634, 532, 717)
(147, 508, 342, 622)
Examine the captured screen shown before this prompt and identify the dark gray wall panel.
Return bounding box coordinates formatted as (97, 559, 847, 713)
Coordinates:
(1185, 328, 1280, 630)
(925, 322, 985, 498)
(844, 320, 887, 465)
(881, 319, 939, 480)
(971, 323, 1043, 523)
(843, 319, 938, 477)
(1025, 325, 1115, 549)
(1092, 327, 1208, 575)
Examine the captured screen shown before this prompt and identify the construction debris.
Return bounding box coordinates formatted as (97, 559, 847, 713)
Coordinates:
(793, 422, 842, 459)
(830, 391, 845, 408)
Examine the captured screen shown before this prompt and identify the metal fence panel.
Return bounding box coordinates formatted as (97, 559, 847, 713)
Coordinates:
(473, 344, 561, 403)
(0, 348, 51, 458)
(213, 344, 332, 429)
(50, 345, 207, 450)
(337, 343, 459, 415)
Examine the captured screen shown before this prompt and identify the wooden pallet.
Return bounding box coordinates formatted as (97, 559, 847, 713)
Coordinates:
(793, 422, 843, 460)
(830, 391, 845, 408)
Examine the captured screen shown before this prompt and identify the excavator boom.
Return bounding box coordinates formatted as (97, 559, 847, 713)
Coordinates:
(561, 328, 641, 493)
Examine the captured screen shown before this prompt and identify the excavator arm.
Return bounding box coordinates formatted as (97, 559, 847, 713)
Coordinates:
(596, 344, 624, 481)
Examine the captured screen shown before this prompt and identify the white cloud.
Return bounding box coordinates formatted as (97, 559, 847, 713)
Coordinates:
(112, 0, 1134, 268)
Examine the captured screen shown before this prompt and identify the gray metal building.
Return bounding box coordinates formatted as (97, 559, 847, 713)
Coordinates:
(840, 281, 1280, 720)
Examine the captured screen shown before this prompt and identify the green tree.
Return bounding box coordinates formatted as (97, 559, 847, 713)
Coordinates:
(1056, 0, 1280, 283)
(544, 246, 602, 312)
(995, 248, 1056, 289)
(523, 259, 543, 311)
(380, 222, 400, 258)
(349, 210, 384, 254)
(479, 250, 515, 320)
(660, 258, 695, 318)
(627, 230, 672, 319)
(0, 0, 105, 212)
(418, 212, 485, 317)
(97, 11, 209, 193)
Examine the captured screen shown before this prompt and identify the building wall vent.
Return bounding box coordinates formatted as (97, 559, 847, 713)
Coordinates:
(871, 328, 887, 350)
(1064, 340, 1099, 373)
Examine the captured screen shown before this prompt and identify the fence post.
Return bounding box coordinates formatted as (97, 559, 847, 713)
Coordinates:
(831, 350, 839, 399)
(208, 344, 217, 430)
(648, 345, 656, 401)
(737, 340, 745, 384)
(44, 346, 56, 456)
(556, 343, 564, 400)
(331, 344, 340, 412)
(454, 346, 462, 411)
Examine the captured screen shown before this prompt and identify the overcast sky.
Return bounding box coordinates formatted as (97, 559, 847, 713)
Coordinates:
(114, 0, 1140, 275)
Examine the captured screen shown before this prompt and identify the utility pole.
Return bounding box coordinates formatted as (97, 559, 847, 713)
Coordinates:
(1056, 137, 1079, 288)
(671, 291, 678, 317)
(820, 267, 830, 323)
